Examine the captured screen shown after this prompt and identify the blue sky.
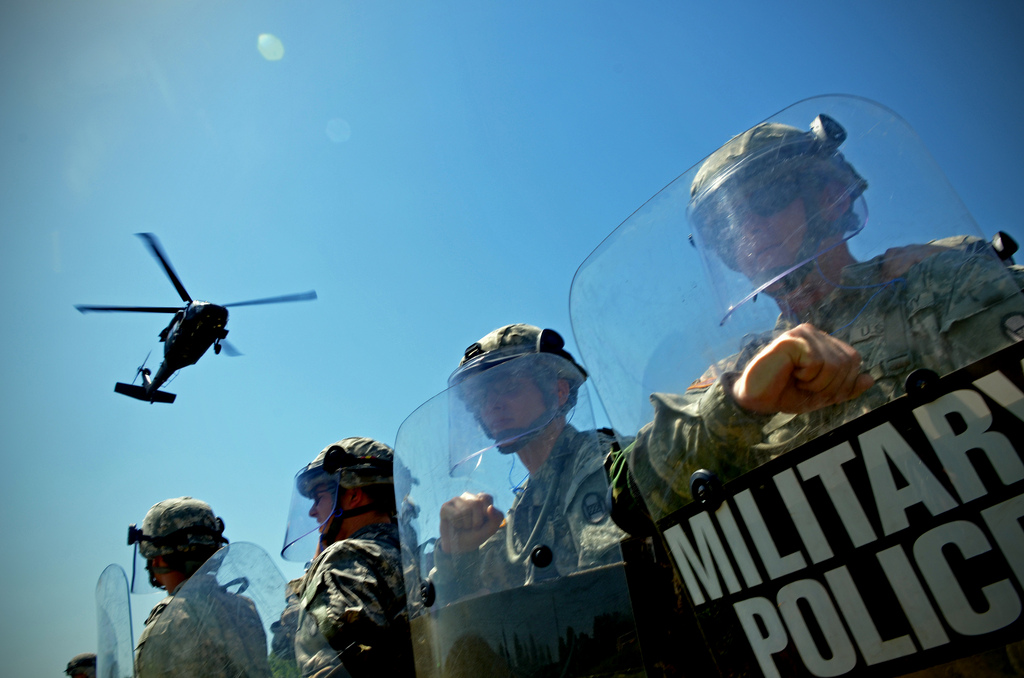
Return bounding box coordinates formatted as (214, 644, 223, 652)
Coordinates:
(1, 1, 1022, 675)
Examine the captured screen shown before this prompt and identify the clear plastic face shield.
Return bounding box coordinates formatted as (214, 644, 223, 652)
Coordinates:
(395, 352, 600, 598)
(125, 523, 163, 595)
(569, 94, 1024, 521)
(448, 352, 575, 471)
(688, 147, 868, 324)
(281, 464, 341, 562)
(126, 519, 227, 593)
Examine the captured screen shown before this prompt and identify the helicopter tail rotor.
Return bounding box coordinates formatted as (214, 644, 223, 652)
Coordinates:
(132, 352, 152, 385)
(116, 351, 175, 403)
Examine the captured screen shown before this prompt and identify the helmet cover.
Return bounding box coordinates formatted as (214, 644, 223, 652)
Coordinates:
(129, 496, 227, 560)
(66, 654, 96, 678)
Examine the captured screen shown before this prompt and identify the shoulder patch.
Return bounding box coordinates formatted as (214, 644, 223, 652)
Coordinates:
(581, 492, 608, 524)
(687, 376, 716, 391)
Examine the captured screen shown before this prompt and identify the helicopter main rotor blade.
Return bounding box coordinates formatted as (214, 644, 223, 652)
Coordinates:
(223, 290, 317, 308)
(136, 233, 192, 303)
(75, 305, 182, 314)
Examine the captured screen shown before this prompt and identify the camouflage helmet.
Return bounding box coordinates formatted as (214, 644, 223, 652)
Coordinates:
(296, 437, 394, 498)
(449, 324, 587, 390)
(128, 496, 228, 560)
(65, 653, 96, 677)
(689, 114, 868, 269)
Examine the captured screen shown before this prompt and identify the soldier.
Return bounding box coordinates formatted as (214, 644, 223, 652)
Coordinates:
(608, 110, 1024, 521)
(65, 653, 96, 678)
(577, 97, 1024, 677)
(129, 497, 271, 678)
(430, 324, 625, 599)
(281, 437, 414, 678)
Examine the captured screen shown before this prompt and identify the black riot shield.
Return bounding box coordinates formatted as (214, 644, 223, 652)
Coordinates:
(96, 564, 134, 678)
(659, 343, 1024, 678)
(133, 542, 287, 678)
(394, 352, 650, 677)
(569, 94, 1024, 676)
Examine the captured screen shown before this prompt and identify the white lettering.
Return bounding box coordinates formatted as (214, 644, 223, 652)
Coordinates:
(735, 489, 806, 579)
(717, 501, 763, 588)
(876, 545, 949, 650)
(777, 579, 857, 676)
(914, 520, 1022, 636)
(974, 370, 1024, 423)
(776, 468, 833, 564)
(913, 390, 1023, 503)
(798, 442, 877, 548)
(981, 493, 1024, 589)
(734, 597, 788, 678)
(823, 566, 916, 664)
(861, 422, 958, 536)
(663, 515, 740, 606)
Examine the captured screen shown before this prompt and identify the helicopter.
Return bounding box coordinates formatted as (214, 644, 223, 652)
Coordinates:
(76, 233, 317, 404)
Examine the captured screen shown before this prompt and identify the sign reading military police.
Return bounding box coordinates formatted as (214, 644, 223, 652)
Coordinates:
(659, 341, 1024, 678)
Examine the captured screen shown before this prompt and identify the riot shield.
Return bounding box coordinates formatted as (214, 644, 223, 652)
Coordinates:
(657, 343, 1024, 677)
(394, 352, 648, 677)
(134, 542, 287, 678)
(96, 564, 133, 678)
(570, 93, 1024, 518)
(569, 94, 1024, 676)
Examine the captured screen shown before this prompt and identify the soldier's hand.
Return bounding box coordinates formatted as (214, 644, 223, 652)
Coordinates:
(729, 323, 874, 414)
(438, 492, 504, 554)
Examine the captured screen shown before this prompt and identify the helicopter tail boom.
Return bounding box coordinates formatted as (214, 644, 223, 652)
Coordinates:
(114, 382, 176, 404)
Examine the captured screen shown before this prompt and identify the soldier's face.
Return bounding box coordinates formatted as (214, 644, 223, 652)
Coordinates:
(149, 555, 188, 592)
(733, 197, 809, 286)
(479, 375, 548, 439)
(308, 483, 337, 527)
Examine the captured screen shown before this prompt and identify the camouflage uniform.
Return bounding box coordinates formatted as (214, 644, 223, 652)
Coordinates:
(269, 580, 302, 667)
(623, 235, 1024, 519)
(129, 497, 271, 678)
(595, 104, 1024, 678)
(134, 574, 272, 678)
(432, 425, 624, 600)
(293, 522, 413, 678)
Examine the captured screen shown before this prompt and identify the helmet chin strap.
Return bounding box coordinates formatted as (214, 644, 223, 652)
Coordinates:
(489, 398, 570, 455)
(318, 503, 377, 549)
(755, 201, 845, 305)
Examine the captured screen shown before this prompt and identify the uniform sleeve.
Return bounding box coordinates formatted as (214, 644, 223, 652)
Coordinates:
(625, 379, 776, 519)
(928, 251, 1024, 364)
(305, 545, 397, 656)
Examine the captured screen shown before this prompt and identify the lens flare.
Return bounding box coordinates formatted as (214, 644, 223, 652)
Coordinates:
(257, 34, 285, 61)
(326, 118, 352, 143)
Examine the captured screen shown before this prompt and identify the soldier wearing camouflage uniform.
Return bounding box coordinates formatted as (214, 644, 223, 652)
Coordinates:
(284, 437, 413, 678)
(65, 653, 96, 678)
(610, 114, 1024, 521)
(603, 112, 1024, 678)
(431, 325, 625, 600)
(129, 497, 271, 678)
